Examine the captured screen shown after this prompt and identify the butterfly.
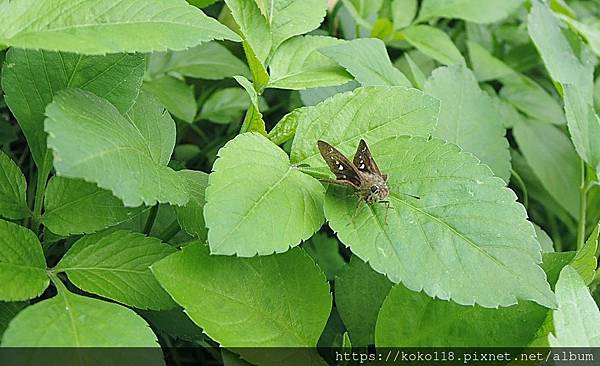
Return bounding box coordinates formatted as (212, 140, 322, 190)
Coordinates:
(317, 139, 390, 204)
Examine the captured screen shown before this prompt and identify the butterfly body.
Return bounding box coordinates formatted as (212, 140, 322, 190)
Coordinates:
(317, 139, 389, 204)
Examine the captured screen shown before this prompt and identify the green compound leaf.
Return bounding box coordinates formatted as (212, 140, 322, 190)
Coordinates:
(152, 243, 331, 365)
(290, 86, 440, 168)
(45, 89, 188, 207)
(1, 49, 145, 169)
(0, 0, 239, 55)
(2, 290, 162, 351)
(0, 220, 48, 301)
(549, 266, 600, 347)
(146, 42, 250, 80)
(0, 150, 29, 220)
(204, 133, 324, 256)
(268, 35, 352, 90)
(375, 252, 566, 347)
(320, 38, 411, 87)
(401, 25, 465, 66)
(55, 230, 176, 310)
(42, 176, 144, 236)
(235, 76, 267, 136)
(324, 136, 555, 308)
(142, 76, 196, 123)
(335, 256, 393, 347)
(424, 65, 510, 182)
(175, 170, 209, 241)
(417, 0, 524, 24)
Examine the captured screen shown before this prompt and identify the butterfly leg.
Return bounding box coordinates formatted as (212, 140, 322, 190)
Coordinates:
(379, 200, 392, 225)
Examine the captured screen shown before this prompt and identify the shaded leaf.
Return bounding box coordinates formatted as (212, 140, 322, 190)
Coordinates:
(42, 177, 144, 236)
(417, 0, 524, 24)
(142, 76, 196, 123)
(0, 150, 29, 219)
(401, 25, 465, 66)
(175, 170, 209, 241)
(152, 243, 331, 365)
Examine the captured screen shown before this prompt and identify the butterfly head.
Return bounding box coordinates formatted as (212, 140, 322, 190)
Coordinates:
(364, 174, 389, 203)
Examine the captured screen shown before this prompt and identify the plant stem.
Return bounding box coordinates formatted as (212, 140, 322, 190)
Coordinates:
(31, 154, 52, 234)
(143, 205, 160, 235)
(577, 159, 587, 250)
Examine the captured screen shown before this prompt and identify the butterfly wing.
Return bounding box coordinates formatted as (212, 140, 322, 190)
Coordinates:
(317, 140, 362, 189)
(353, 139, 384, 177)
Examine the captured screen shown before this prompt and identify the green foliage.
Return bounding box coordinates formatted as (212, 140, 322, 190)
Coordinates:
(0, 151, 29, 219)
(0, 0, 239, 54)
(54, 230, 177, 310)
(204, 133, 324, 256)
(45, 89, 188, 207)
(152, 243, 331, 364)
(2, 0, 600, 358)
(0, 220, 48, 301)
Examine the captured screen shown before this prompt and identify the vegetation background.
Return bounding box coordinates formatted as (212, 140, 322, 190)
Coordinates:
(0, 0, 599, 364)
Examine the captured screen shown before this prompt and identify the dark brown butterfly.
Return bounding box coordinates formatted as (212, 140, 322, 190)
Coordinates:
(317, 139, 389, 204)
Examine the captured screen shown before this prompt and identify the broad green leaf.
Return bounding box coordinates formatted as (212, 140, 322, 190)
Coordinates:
(45, 89, 188, 207)
(0, 150, 29, 219)
(401, 25, 465, 66)
(258, 0, 328, 53)
(2, 290, 161, 350)
(424, 65, 510, 181)
(376, 285, 547, 347)
(199, 88, 252, 124)
(392, 0, 417, 30)
(268, 107, 306, 145)
(175, 170, 209, 241)
(302, 232, 345, 281)
(320, 38, 411, 87)
(500, 76, 566, 126)
(235, 76, 267, 135)
(335, 256, 393, 347)
(466, 41, 514, 81)
(376, 252, 566, 347)
(55, 230, 176, 310)
(548, 266, 600, 346)
(1, 49, 145, 169)
(0, 302, 26, 338)
(417, 0, 524, 24)
(290, 86, 440, 168)
(528, 1, 591, 88)
(204, 133, 324, 256)
(225, 0, 272, 64)
(42, 176, 144, 236)
(146, 42, 250, 80)
(513, 120, 580, 219)
(142, 76, 196, 123)
(268, 36, 352, 90)
(0, 0, 239, 54)
(570, 223, 599, 284)
(0, 220, 48, 301)
(152, 243, 331, 365)
(325, 136, 556, 308)
(529, 1, 600, 172)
